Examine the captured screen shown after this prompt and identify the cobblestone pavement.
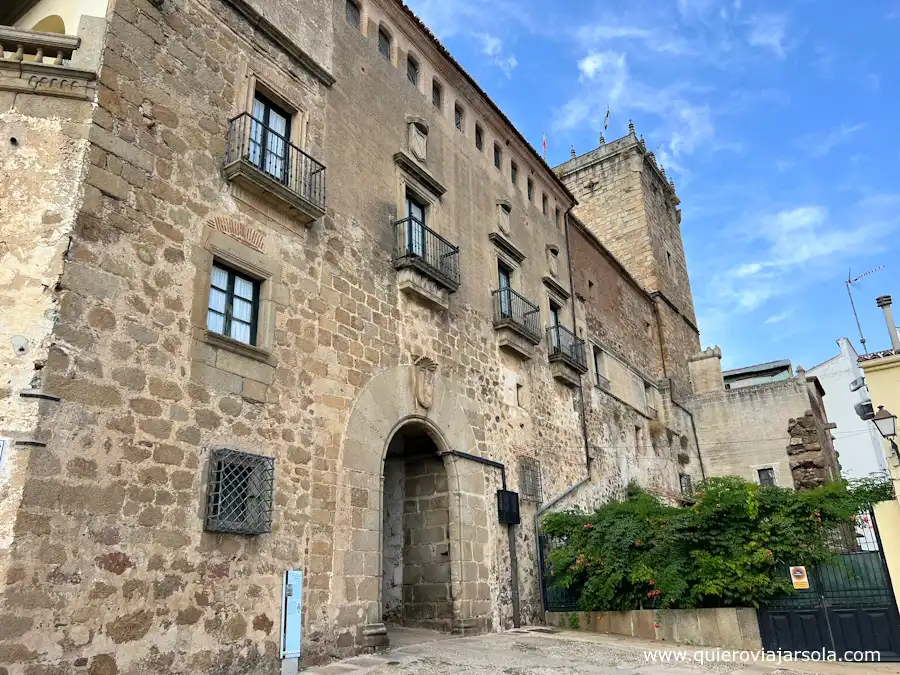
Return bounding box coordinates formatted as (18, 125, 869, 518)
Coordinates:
(302, 628, 900, 675)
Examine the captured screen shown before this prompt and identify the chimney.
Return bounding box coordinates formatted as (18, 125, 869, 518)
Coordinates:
(876, 295, 900, 351)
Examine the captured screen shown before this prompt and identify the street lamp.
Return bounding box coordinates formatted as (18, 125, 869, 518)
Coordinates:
(872, 406, 899, 464)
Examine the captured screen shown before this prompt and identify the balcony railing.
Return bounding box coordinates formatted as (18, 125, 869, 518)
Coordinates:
(493, 288, 541, 344)
(0, 26, 80, 65)
(393, 217, 460, 291)
(547, 324, 588, 372)
(225, 112, 326, 215)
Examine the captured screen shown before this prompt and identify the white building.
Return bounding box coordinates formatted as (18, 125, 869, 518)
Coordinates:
(807, 337, 886, 478)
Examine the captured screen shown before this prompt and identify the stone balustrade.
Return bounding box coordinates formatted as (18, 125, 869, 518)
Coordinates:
(0, 26, 81, 65)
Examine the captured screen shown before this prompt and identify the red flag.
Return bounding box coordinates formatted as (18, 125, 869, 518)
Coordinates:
(542, 133, 547, 159)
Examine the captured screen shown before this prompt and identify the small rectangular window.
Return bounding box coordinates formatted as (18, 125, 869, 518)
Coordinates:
(527, 178, 533, 202)
(520, 457, 542, 502)
(345, 0, 361, 29)
(541, 194, 548, 216)
(378, 27, 391, 61)
(205, 449, 275, 535)
(207, 263, 260, 346)
(454, 103, 464, 132)
(554, 207, 560, 228)
(493, 143, 502, 169)
(758, 468, 777, 487)
(475, 124, 484, 151)
(510, 161, 518, 186)
(432, 80, 442, 109)
(406, 55, 419, 87)
(679, 473, 693, 496)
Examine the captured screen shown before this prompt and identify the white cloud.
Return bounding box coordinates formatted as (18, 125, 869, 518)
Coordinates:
(764, 310, 791, 325)
(795, 123, 867, 158)
(746, 13, 788, 58)
(477, 32, 503, 57)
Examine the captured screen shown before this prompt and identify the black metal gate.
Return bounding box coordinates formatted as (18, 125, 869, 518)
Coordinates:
(538, 534, 580, 612)
(759, 509, 900, 661)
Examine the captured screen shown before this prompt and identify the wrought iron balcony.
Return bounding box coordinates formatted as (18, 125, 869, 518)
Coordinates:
(547, 324, 588, 373)
(493, 288, 541, 345)
(392, 217, 460, 292)
(224, 112, 326, 224)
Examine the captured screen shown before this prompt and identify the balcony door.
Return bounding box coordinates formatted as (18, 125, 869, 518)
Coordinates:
(405, 191, 427, 258)
(548, 300, 561, 350)
(498, 263, 512, 319)
(250, 93, 290, 186)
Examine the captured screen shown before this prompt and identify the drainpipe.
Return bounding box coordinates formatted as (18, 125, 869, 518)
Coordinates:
(439, 450, 520, 628)
(877, 296, 900, 351)
(563, 208, 591, 472)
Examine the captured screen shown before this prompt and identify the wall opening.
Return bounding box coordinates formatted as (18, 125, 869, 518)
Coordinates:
(381, 423, 452, 630)
(31, 15, 66, 33)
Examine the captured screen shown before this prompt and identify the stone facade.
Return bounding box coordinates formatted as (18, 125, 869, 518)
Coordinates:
(0, 1, 712, 673)
(687, 347, 840, 489)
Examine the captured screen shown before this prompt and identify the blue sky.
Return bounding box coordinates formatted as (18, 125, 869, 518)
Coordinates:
(405, 0, 900, 370)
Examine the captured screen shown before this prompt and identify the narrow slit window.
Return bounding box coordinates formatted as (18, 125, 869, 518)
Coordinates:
(541, 193, 548, 216)
(345, 0, 361, 29)
(493, 143, 502, 169)
(454, 103, 464, 132)
(432, 79, 442, 110)
(510, 161, 518, 186)
(406, 55, 419, 87)
(378, 26, 391, 61)
(527, 178, 533, 202)
(475, 124, 484, 151)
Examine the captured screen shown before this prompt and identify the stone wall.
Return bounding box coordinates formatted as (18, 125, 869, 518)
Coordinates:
(689, 355, 834, 488)
(545, 608, 763, 650)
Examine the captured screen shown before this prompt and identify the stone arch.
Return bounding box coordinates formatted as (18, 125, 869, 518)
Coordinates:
(32, 15, 66, 33)
(331, 364, 491, 637)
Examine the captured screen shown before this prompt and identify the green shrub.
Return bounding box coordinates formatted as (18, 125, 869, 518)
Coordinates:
(542, 475, 892, 611)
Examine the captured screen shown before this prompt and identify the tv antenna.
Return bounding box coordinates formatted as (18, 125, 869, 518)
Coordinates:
(846, 266, 883, 354)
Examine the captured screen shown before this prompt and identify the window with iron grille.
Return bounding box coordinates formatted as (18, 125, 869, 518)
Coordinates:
(493, 143, 502, 169)
(541, 193, 548, 216)
(510, 161, 518, 186)
(345, 0, 361, 29)
(758, 467, 777, 487)
(205, 449, 275, 535)
(520, 457, 542, 502)
(406, 56, 419, 87)
(679, 473, 693, 496)
(378, 26, 391, 61)
(475, 124, 484, 151)
(432, 79, 442, 109)
(527, 178, 533, 202)
(207, 263, 260, 345)
(454, 103, 464, 132)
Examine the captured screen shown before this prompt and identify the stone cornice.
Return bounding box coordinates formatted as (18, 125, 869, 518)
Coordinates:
(0, 59, 96, 99)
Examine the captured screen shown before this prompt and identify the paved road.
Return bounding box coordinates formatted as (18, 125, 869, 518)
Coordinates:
(303, 627, 900, 675)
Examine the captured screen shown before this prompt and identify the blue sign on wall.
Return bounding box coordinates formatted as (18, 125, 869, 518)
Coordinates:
(281, 569, 303, 658)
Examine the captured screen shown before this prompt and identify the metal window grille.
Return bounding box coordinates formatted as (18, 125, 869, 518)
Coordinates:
(511, 162, 518, 185)
(205, 449, 275, 535)
(494, 144, 501, 168)
(680, 473, 693, 496)
(345, 0, 361, 28)
(432, 81, 442, 109)
(758, 467, 776, 487)
(475, 126, 483, 151)
(454, 105, 463, 131)
(520, 457, 543, 503)
(406, 57, 418, 86)
(378, 29, 391, 60)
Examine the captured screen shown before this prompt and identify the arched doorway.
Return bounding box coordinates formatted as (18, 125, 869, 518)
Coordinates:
(381, 422, 452, 631)
(31, 15, 66, 33)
